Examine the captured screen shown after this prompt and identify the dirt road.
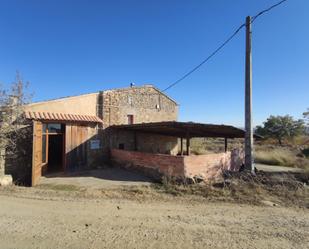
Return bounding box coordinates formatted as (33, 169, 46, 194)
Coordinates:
(0, 193, 308, 249)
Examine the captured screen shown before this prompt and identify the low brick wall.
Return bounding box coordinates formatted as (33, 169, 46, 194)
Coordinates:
(111, 149, 184, 179)
(111, 149, 243, 181)
(184, 152, 231, 181)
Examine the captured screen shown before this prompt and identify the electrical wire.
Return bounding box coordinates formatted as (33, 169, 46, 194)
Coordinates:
(162, 23, 246, 92)
(162, 0, 289, 92)
(251, 0, 288, 23)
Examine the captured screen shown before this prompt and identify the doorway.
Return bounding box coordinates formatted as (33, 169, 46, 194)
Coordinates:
(47, 134, 63, 173)
(41, 123, 65, 175)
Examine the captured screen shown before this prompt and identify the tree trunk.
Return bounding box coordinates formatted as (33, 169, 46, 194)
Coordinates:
(278, 137, 282, 146)
(0, 149, 5, 176)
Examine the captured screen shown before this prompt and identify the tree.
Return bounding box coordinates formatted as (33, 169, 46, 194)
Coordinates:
(255, 115, 305, 145)
(0, 72, 32, 175)
(304, 108, 309, 135)
(304, 108, 309, 123)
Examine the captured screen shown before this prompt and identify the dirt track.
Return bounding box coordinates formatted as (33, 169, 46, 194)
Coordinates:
(0, 193, 308, 249)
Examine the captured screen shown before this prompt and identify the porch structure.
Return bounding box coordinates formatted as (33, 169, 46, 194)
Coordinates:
(110, 121, 258, 181)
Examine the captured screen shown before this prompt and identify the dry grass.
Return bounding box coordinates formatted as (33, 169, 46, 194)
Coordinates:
(255, 147, 296, 166)
(188, 138, 243, 155)
(37, 184, 83, 192)
(254, 145, 309, 170)
(149, 172, 309, 208)
(187, 137, 309, 170)
(1, 171, 308, 208)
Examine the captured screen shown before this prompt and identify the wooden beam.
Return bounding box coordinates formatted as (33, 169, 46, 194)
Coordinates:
(180, 138, 183, 155)
(186, 131, 190, 156)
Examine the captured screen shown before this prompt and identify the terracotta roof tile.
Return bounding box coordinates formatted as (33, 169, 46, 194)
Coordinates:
(24, 111, 102, 124)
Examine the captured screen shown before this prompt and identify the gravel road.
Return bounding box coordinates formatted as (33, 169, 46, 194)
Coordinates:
(0, 193, 308, 249)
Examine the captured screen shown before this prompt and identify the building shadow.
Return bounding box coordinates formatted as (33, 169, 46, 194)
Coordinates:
(4, 127, 154, 186)
(43, 166, 154, 183)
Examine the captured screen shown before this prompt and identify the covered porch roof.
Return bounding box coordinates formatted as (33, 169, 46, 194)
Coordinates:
(111, 121, 260, 139)
(25, 111, 103, 124)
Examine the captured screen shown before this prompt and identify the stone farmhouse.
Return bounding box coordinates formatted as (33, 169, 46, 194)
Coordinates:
(2, 84, 247, 186)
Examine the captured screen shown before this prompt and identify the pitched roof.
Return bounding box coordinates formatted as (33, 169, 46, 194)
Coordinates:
(26, 84, 178, 106)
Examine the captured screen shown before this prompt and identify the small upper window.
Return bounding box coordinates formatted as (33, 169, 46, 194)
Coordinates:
(127, 115, 134, 125)
(128, 96, 133, 106)
(43, 123, 63, 134)
(47, 123, 62, 133)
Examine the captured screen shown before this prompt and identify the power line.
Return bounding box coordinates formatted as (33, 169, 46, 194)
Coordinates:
(162, 23, 245, 92)
(162, 0, 289, 92)
(251, 0, 288, 23)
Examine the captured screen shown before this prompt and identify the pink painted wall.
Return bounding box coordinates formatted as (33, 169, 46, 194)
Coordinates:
(111, 149, 185, 178)
(184, 152, 230, 181)
(111, 149, 243, 181)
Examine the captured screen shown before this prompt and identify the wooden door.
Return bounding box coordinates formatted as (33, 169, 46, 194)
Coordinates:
(32, 120, 43, 186)
(65, 124, 88, 170)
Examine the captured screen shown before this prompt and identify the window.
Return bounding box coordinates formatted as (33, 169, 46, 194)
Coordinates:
(47, 123, 62, 133)
(42, 123, 63, 134)
(43, 124, 47, 133)
(127, 115, 134, 125)
(128, 96, 133, 106)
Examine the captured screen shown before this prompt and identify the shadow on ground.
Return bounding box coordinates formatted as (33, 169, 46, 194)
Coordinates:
(40, 167, 154, 189)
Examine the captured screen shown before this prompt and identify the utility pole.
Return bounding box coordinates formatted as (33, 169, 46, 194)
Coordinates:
(244, 16, 254, 172)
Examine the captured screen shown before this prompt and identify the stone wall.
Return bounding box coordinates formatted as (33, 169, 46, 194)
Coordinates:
(109, 129, 178, 155)
(102, 85, 179, 159)
(102, 86, 178, 127)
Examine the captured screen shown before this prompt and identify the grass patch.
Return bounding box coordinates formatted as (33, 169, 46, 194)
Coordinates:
(254, 146, 309, 170)
(254, 147, 296, 166)
(37, 184, 82, 192)
(1, 172, 307, 208)
(150, 172, 309, 207)
(188, 138, 243, 155)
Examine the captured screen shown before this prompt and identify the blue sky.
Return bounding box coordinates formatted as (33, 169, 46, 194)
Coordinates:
(0, 0, 308, 126)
